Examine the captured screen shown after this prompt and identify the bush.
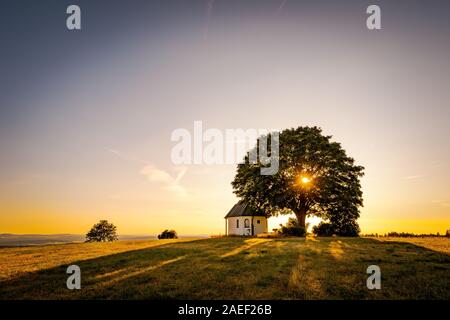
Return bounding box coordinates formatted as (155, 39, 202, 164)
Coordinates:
(312, 222, 335, 236)
(278, 218, 307, 237)
(158, 229, 178, 239)
(85, 220, 118, 242)
(333, 220, 360, 237)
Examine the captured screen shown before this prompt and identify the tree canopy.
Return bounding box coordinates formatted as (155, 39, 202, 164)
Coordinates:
(158, 229, 178, 239)
(85, 220, 118, 242)
(232, 126, 364, 236)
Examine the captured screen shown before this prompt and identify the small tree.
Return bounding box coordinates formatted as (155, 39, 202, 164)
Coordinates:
(158, 229, 178, 239)
(446, 229, 450, 238)
(85, 220, 118, 242)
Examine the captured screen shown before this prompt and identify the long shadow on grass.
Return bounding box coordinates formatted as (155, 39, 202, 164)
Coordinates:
(286, 237, 450, 300)
(0, 238, 247, 299)
(0, 237, 305, 299)
(1, 237, 449, 299)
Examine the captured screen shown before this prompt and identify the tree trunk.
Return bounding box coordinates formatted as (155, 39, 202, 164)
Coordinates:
(294, 209, 307, 229)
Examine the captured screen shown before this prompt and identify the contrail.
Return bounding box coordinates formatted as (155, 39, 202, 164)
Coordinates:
(105, 148, 148, 164)
(204, 0, 215, 39)
(276, 0, 288, 16)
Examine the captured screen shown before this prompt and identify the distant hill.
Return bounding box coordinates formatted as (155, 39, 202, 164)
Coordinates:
(0, 234, 85, 246)
(0, 234, 208, 246)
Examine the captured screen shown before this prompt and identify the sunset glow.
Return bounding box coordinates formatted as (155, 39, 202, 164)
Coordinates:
(301, 177, 312, 184)
(1, 1, 449, 237)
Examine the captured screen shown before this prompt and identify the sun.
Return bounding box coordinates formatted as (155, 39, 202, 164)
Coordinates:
(301, 177, 311, 184)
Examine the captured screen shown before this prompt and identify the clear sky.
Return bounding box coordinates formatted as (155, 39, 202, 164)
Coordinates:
(1, 0, 449, 235)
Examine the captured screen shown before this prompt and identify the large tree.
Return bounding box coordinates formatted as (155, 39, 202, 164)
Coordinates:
(85, 220, 118, 242)
(232, 126, 364, 235)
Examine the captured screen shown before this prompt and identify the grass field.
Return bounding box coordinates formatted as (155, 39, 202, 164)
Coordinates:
(375, 237, 450, 255)
(0, 237, 449, 299)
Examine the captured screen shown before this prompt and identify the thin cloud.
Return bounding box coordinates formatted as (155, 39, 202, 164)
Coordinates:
(105, 148, 147, 164)
(404, 174, 426, 180)
(106, 148, 187, 196)
(430, 161, 442, 168)
(432, 200, 450, 207)
(141, 165, 187, 197)
(276, 0, 288, 16)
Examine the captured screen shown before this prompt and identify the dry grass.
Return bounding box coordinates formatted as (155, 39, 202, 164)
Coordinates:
(0, 237, 449, 299)
(0, 239, 197, 281)
(374, 237, 450, 254)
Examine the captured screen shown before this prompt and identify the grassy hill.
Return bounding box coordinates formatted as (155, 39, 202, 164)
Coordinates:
(0, 237, 449, 299)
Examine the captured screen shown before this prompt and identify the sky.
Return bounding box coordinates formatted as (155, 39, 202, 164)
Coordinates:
(0, 0, 449, 235)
